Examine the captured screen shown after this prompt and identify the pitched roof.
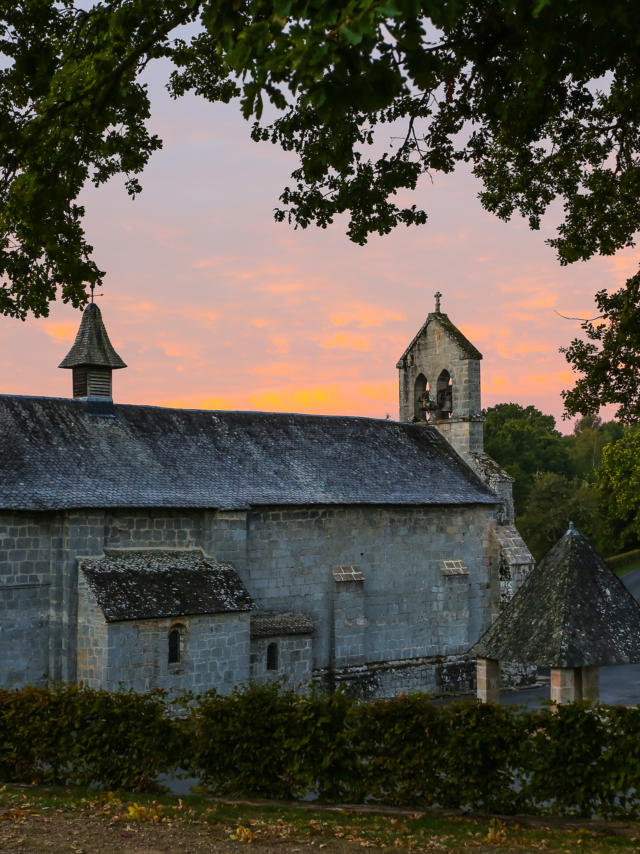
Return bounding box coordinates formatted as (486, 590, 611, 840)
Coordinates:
(0, 396, 498, 511)
(250, 612, 314, 638)
(79, 549, 252, 622)
(58, 303, 126, 369)
(396, 313, 483, 367)
(471, 526, 640, 667)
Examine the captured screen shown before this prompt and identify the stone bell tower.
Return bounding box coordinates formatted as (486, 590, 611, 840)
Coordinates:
(396, 291, 484, 456)
(397, 294, 535, 596)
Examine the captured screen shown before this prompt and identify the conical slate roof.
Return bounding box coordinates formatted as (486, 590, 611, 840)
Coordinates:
(58, 303, 126, 369)
(471, 525, 640, 667)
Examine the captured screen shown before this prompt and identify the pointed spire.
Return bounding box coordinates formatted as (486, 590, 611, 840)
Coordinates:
(59, 303, 126, 402)
(472, 526, 640, 667)
(59, 303, 126, 370)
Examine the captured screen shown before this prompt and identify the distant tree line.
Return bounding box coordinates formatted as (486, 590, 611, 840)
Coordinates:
(483, 403, 638, 561)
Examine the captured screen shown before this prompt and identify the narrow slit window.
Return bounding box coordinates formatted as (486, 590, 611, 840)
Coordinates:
(266, 642, 278, 671)
(168, 628, 181, 664)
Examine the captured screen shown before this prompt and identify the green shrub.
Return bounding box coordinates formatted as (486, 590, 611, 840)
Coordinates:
(349, 693, 446, 806)
(188, 682, 308, 798)
(0, 685, 184, 790)
(4, 683, 640, 819)
(438, 701, 524, 813)
(519, 703, 611, 816)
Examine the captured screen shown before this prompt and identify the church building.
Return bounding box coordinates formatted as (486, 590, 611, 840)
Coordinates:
(0, 296, 533, 696)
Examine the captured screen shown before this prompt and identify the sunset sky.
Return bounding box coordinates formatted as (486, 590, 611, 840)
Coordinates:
(1, 65, 637, 431)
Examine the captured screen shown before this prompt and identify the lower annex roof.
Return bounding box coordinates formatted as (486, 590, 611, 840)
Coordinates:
(0, 395, 498, 511)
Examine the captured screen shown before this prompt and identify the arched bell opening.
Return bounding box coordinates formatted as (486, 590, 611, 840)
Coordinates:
(413, 374, 427, 421)
(436, 370, 453, 419)
(413, 374, 436, 421)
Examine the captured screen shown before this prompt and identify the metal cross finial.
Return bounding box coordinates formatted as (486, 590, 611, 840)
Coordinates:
(90, 282, 95, 303)
(434, 291, 442, 312)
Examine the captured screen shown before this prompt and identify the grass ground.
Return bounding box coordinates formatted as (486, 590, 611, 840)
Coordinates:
(1, 785, 640, 854)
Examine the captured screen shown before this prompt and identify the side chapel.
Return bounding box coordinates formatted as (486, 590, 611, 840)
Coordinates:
(0, 295, 533, 697)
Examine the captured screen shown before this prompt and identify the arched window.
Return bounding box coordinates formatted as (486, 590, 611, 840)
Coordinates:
(436, 370, 453, 419)
(168, 625, 184, 664)
(413, 374, 430, 421)
(266, 642, 278, 671)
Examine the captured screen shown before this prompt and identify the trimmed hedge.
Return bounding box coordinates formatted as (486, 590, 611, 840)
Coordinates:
(0, 685, 184, 791)
(3, 683, 640, 818)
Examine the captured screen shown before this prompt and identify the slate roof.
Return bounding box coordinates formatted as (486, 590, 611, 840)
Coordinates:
(250, 612, 314, 638)
(471, 525, 640, 667)
(79, 549, 252, 622)
(58, 304, 126, 369)
(0, 395, 498, 510)
(396, 313, 483, 367)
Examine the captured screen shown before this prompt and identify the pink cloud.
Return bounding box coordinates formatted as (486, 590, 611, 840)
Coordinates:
(320, 333, 372, 351)
(330, 303, 405, 328)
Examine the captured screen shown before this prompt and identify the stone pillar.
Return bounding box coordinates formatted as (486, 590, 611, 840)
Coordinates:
(476, 657, 500, 703)
(581, 666, 599, 703)
(331, 566, 366, 668)
(550, 667, 581, 705)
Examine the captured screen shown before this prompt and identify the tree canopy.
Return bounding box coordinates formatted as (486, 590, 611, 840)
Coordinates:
(596, 426, 640, 552)
(484, 403, 624, 556)
(2, 0, 640, 319)
(562, 273, 640, 424)
(483, 403, 572, 514)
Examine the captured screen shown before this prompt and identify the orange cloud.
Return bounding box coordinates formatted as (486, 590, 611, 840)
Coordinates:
(514, 292, 558, 310)
(606, 249, 640, 282)
(251, 386, 348, 414)
(164, 395, 238, 410)
(330, 304, 405, 328)
(359, 381, 397, 402)
(492, 340, 552, 361)
(250, 380, 398, 417)
(498, 275, 552, 293)
(457, 323, 497, 344)
(522, 370, 574, 388)
(179, 308, 219, 326)
(485, 376, 513, 392)
(193, 257, 225, 269)
(157, 339, 203, 360)
(268, 336, 290, 354)
(251, 361, 306, 377)
(252, 281, 306, 294)
(321, 333, 372, 351)
(42, 323, 77, 342)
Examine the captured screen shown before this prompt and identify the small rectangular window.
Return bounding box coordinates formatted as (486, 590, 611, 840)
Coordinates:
(266, 642, 278, 671)
(168, 628, 181, 664)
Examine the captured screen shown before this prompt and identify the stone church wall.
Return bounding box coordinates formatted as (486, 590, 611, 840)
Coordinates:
(0, 513, 54, 686)
(1, 502, 500, 696)
(250, 635, 313, 690)
(100, 612, 249, 694)
(245, 503, 499, 695)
